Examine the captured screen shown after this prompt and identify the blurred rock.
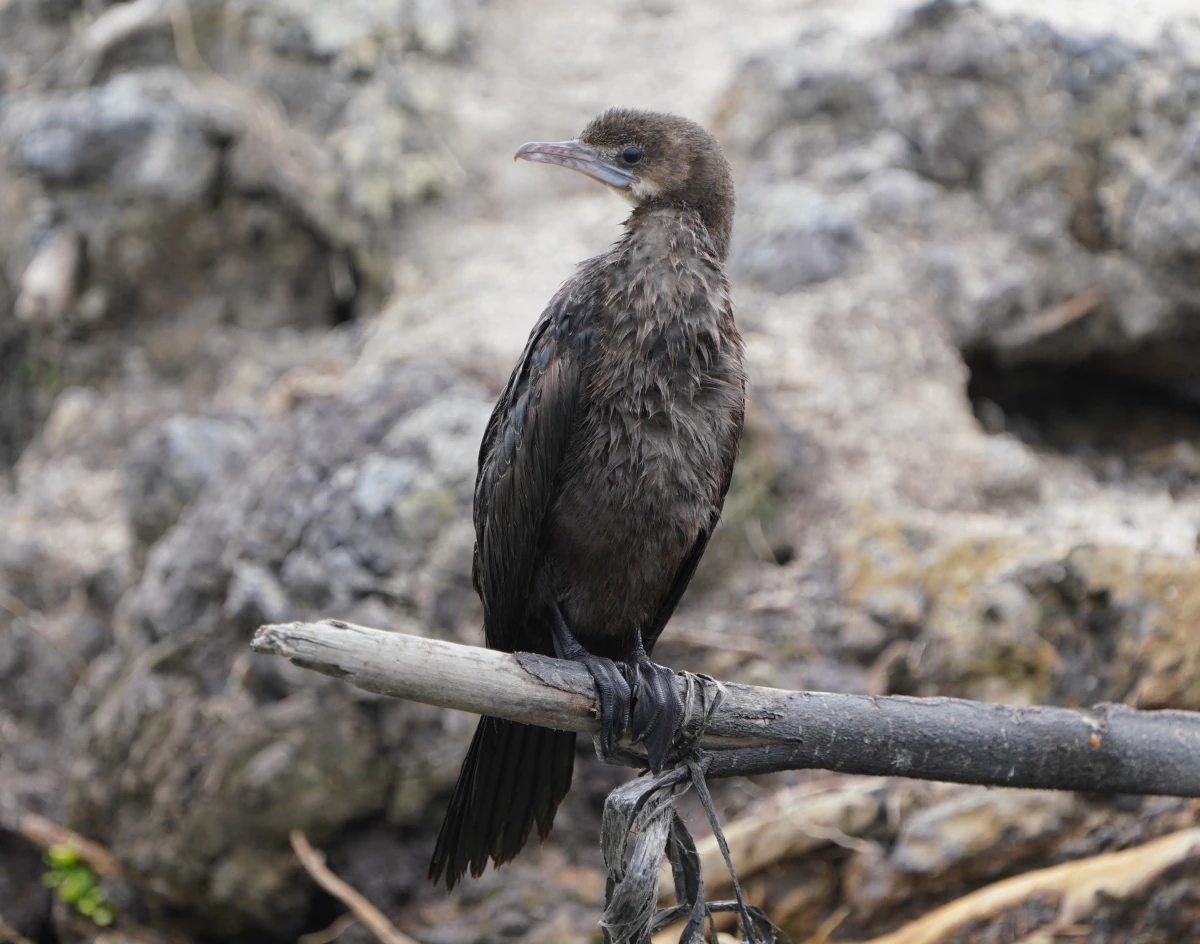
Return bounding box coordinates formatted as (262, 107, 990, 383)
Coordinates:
(0, 0, 471, 470)
(0, 318, 44, 469)
(846, 788, 1081, 913)
(733, 183, 862, 292)
(722, 1, 1200, 402)
(6, 74, 219, 199)
(124, 414, 257, 551)
(64, 363, 494, 938)
(229, 0, 477, 67)
(0, 68, 352, 338)
(14, 228, 83, 325)
(835, 516, 1200, 707)
(833, 783, 1198, 939)
(0, 828, 51, 940)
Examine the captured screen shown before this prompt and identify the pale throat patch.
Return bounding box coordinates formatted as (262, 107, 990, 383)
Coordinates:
(613, 178, 663, 205)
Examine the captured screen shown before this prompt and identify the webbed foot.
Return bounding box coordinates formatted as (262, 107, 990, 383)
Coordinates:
(619, 631, 682, 773)
(550, 603, 631, 756)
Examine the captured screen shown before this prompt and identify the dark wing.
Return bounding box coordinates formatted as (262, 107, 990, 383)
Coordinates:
(472, 286, 590, 653)
(643, 387, 745, 657)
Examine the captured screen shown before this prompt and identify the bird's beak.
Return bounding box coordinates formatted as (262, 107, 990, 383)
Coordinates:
(513, 140, 637, 189)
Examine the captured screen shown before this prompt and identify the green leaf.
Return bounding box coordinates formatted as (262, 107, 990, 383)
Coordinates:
(57, 868, 95, 903)
(46, 844, 80, 868)
(92, 907, 115, 927)
(42, 871, 63, 888)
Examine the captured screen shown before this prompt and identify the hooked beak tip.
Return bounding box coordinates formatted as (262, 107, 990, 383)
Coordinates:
(513, 141, 536, 162)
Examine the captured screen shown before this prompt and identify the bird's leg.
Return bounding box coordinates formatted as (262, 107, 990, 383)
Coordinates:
(549, 602, 631, 756)
(618, 629, 682, 774)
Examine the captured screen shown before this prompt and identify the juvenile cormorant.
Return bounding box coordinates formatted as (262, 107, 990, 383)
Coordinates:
(430, 107, 745, 889)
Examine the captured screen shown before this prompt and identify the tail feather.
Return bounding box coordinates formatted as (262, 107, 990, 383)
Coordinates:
(429, 716, 575, 888)
(497, 724, 536, 858)
(485, 719, 528, 862)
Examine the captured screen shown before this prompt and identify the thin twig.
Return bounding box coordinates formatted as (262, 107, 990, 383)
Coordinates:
(0, 916, 35, 944)
(993, 291, 1105, 358)
(299, 914, 360, 944)
(289, 831, 420, 944)
(18, 812, 122, 881)
(805, 905, 850, 944)
(79, 0, 171, 60)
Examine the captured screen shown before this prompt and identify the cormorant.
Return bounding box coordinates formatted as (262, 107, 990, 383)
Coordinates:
(430, 107, 745, 889)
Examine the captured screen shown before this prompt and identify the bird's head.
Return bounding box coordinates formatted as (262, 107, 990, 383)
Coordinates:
(515, 107, 735, 259)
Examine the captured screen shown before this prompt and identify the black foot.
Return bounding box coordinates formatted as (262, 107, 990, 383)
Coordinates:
(619, 632, 682, 773)
(550, 603, 631, 756)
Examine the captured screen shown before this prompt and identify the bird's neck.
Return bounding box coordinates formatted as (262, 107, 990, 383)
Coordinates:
(624, 202, 731, 263)
(693, 195, 733, 263)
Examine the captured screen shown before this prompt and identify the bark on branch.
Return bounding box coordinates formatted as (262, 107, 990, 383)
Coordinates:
(250, 619, 1200, 797)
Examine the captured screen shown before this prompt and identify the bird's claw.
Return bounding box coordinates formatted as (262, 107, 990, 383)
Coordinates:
(550, 603, 632, 757)
(621, 651, 681, 773)
(579, 653, 632, 756)
(549, 604, 679, 766)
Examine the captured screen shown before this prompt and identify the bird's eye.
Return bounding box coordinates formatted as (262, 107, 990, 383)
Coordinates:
(620, 146, 643, 165)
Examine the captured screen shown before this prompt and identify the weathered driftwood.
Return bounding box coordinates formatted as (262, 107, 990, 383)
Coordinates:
(251, 619, 1200, 797)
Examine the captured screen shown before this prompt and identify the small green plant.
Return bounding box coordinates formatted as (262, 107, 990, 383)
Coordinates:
(42, 844, 115, 927)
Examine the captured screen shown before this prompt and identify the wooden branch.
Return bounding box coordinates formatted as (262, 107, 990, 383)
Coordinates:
(289, 831, 420, 944)
(251, 620, 1200, 797)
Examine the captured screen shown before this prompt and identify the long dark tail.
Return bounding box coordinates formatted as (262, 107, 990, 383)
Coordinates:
(429, 716, 576, 888)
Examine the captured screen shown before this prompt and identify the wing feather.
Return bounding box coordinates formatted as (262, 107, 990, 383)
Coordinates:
(472, 288, 589, 652)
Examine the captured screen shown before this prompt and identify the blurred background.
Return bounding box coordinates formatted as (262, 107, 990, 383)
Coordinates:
(2, 0, 1199, 941)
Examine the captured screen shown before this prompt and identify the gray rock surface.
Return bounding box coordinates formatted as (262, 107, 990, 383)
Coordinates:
(0, 828, 50, 938)
(0, 0, 467, 468)
(124, 414, 258, 551)
(63, 364, 491, 937)
(734, 183, 863, 292)
(726, 2, 1200, 405)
